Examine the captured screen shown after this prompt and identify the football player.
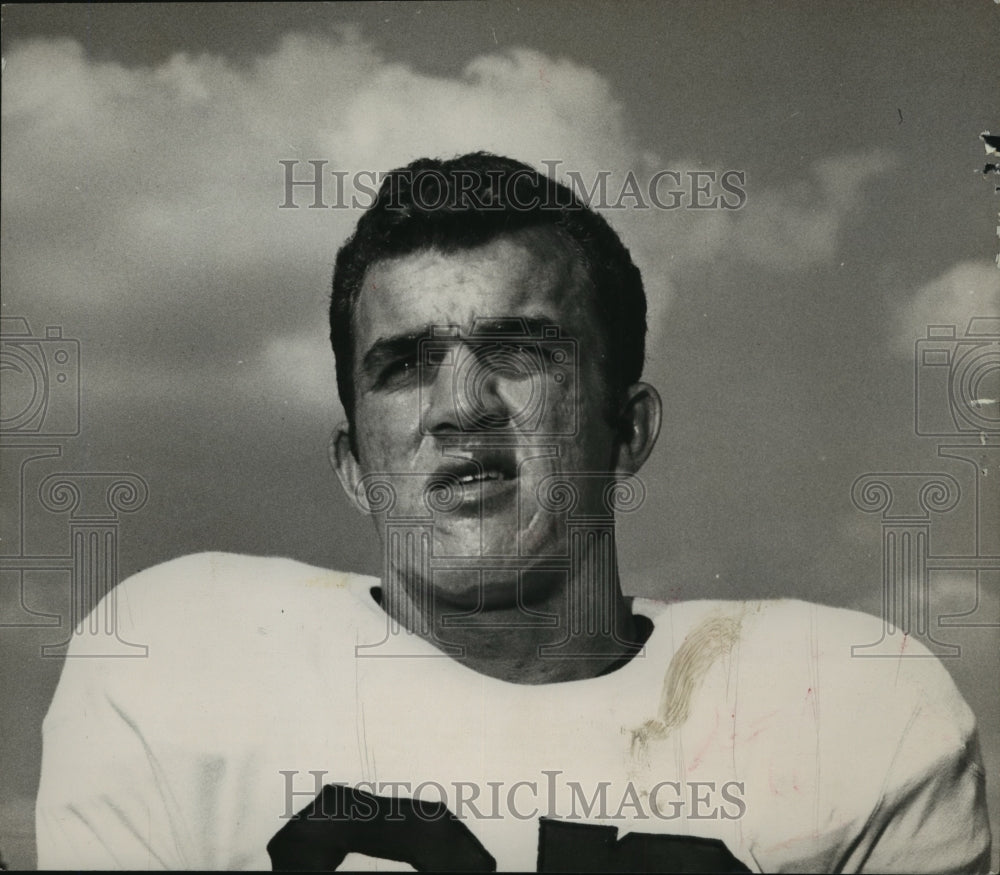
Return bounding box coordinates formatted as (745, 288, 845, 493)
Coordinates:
(37, 153, 991, 871)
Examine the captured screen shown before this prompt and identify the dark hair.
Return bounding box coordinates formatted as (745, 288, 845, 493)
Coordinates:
(330, 152, 646, 433)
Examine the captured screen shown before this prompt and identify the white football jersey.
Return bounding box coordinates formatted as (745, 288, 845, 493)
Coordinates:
(36, 553, 991, 871)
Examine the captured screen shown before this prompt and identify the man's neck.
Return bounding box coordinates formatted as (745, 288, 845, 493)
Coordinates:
(377, 556, 647, 685)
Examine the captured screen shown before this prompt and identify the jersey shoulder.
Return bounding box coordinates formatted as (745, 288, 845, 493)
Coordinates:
(72, 550, 380, 651)
(44, 552, 382, 729)
(638, 595, 978, 756)
(746, 598, 974, 726)
(636, 597, 988, 870)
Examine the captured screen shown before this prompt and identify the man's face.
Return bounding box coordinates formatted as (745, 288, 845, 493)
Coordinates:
(344, 228, 622, 607)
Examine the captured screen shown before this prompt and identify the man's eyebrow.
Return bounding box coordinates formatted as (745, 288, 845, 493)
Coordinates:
(360, 329, 431, 379)
(359, 317, 564, 379)
(469, 316, 559, 336)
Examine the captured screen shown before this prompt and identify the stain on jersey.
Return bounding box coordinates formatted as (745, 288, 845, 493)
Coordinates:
(630, 609, 745, 755)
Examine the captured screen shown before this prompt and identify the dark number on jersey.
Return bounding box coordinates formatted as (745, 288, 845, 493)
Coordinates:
(268, 784, 750, 872)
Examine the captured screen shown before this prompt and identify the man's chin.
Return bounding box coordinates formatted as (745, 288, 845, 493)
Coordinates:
(430, 570, 561, 614)
(430, 520, 564, 561)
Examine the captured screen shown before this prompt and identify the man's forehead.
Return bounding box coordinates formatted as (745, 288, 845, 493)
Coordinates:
(354, 228, 593, 336)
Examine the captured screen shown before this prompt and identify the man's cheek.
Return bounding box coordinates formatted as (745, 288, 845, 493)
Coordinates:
(359, 431, 404, 469)
(356, 402, 417, 465)
(538, 380, 575, 434)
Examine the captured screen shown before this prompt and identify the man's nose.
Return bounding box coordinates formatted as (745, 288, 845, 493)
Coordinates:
(422, 341, 513, 434)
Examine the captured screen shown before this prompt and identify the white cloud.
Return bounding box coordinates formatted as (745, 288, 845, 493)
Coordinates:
(2, 33, 899, 415)
(891, 260, 1000, 356)
(727, 149, 897, 270)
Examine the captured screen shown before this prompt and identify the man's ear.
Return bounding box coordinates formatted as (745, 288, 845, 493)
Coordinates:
(612, 382, 662, 475)
(328, 423, 368, 514)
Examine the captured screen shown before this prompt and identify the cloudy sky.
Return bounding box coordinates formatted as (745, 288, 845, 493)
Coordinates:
(2, 2, 998, 868)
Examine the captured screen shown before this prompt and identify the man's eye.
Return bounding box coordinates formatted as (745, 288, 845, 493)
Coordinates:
(377, 355, 419, 388)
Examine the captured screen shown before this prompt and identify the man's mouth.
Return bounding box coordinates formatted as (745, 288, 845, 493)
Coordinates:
(430, 450, 519, 507)
(455, 468, 511, 485)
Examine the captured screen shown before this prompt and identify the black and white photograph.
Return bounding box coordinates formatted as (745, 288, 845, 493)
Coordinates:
(1, 2, 998, 871)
